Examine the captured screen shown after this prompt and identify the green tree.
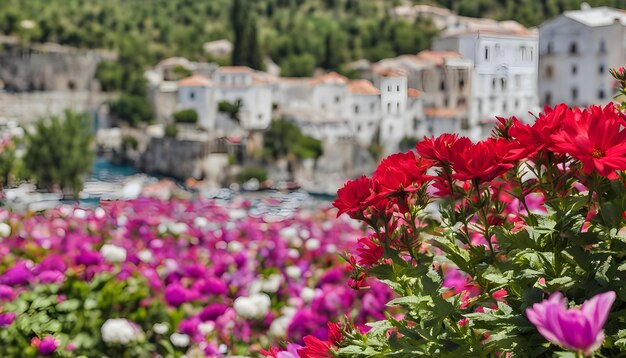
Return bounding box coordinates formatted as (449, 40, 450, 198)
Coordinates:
(264, 119, 323, 160)
(22, 110, 95, 198)
(231, 0, 264, 70)
(173, 109, 198, 124)
(109, 94, 153, 126)
(0, 139, 17, 188)
(281, 53, 316, 77)
(218, 100, 242, 121)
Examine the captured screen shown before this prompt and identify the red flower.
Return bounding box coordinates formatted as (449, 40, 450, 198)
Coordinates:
(509, 104, 570, 152)
(492, 288, 508, 302)
(355, 235, 383, 267)
(449, 140, 514, 182)
(372, 151, 432, 194)
(259, 347, 281, 357)
(327, 321, 344, 345)
(415, 134, 471, 163)
(333, 176, 372, 218)
(552, 104, 626, 179)
(297, 335, 335, 358)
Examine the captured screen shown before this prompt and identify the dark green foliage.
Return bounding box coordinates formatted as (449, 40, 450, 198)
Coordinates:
(0, 140, 16, 188)
(164, 124, 178, 138)
(109, 94, 153, 126)
(399, 136, 420, 151)
(121, 135, 139, 150)
(218, 100, 242, 121)
(236, 166, 268, 183)
(173, 109, 198, 124)
(264, 119, 323, 160)
(22, 110, 95, 198)
(231, 0, 264, 70)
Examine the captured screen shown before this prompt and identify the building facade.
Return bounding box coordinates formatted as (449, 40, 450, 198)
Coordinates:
(539, 5, 626, 107)
(433, 27, 539, 138)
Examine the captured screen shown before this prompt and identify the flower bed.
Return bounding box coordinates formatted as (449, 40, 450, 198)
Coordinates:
(0, 198, 391, 356)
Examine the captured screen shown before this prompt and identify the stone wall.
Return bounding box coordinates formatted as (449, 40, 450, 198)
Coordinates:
(0, 42, 115, 92)
(138, 137, 210, 180)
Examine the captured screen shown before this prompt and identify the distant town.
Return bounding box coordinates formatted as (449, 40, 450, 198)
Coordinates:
(0, 3, 624, 195)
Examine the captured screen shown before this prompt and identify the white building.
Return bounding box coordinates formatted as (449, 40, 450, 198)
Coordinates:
(177, 75, 216, 130)
(539, 4, 626, 107)
(370, 51, 473, 139)
(213, 66, 274, 130)
(275, 71, 424, 152)
(433, 26, 539, 138)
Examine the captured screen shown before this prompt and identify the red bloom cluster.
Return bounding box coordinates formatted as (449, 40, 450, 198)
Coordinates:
(334, 102, 626, 222)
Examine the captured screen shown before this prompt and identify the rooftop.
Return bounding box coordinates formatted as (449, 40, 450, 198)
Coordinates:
(347, 80, 380, 95)
(310, 72, 349, 85)
(425, 107, 466, 117)
(407, 88, 421, 97)
(372, 66, 408, 77)
(416, 50, 463, 66)
(563, 6, 626, 27)
(216, 66, 254, 74)
(178, 75, 211, 87)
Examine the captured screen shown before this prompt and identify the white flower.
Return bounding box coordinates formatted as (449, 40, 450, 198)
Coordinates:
(100, 244, 127, 263)
(137, 250, 153, 263)
(269, 315, 292, 338)
(198, 322, 215, 335)
(279, 227, 297, 240)
(261, 274, 282, 293)
(194, 216, 209, 229)
(0, 222, 11, 238)
(117, 215, 128, 226)
(233, 293, 271, 319)
(299, 229, 311, 239)
(101, 318, 142, 344)
(288, 248, 300, 259)
(301, 287, 317, 303)
(73, 209, 87, 219)
(326, 244, 337, 254)
(170, 333, 190, 347)
(219, 344, 228, 354)
(153, 323, 169, 334)
(227, 241, 244, 253)
(229, 209, 247, 220)
(285, 266, 302, 279)
(305, 239, 321, 251)
(170, 222, 188, 235)
(94, 207, 106, 219)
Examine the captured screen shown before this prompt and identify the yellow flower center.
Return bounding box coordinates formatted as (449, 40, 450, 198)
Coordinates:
(591, 147, 605, 159)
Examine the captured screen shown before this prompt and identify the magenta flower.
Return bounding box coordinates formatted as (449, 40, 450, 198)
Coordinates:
(37, 336, 59, 355)
(0, 312, 16, 327)
(526, 291, 616, 355)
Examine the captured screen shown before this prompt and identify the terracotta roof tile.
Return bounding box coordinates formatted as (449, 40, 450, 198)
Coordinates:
(407, 88, 421, 97)
(424, 107, 466, 117)
(347, 80, 380, 95)
(178, 75, 211, 87)
(310, 72, 349, 85)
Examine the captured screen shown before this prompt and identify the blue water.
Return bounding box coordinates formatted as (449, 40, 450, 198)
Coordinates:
(88, 157, 137, 183)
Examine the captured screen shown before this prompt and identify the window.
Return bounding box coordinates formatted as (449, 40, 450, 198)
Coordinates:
(387, 86, 391, 91)
(370, 102, 375, 111)
(413, 118, 419, 130)
(478, 99, 483, 113)
(503, 101, 507, 113)
(599, 39, 607, 53)
(599, 89, 605, 99)
(440, 80, 445, 91)
(387, 102, 391, 113)
(484, 47, 490, 60)
(514, 99, 519, 109)
(495, 44, 501, 57)
(189, 91, 195, 100)
(572, 87, 578, 102)
(545, 92, 552, 105)
(444, 98, 449, 107)
(396, 102, 400, 112)
(357, 124, 362, 131)
(515, 74, 522, 88)
(599, 64, 605, 74)
(569, 42, 578, 54)
(457, 98, 466, 106)
(334, 96, 340, 103)
(396, 85, 400, 92)
(354, 105, 359, 114)
(500, 78, 506, 90)
(546, 66, 553, 79)
(571, 65, 577, 75)
(459, 77, 465, 90)
(519, 46, 526, 60)
(492, 78, 497, 90)
(547, 42, 553, 54)
(258, 114, 263, 120)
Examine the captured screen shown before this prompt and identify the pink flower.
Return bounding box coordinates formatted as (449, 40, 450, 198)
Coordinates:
(37, 336, 59, 355)
(526, 291, 615, 355)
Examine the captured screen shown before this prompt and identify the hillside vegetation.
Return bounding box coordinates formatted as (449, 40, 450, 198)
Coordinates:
(0, 0, 623, 88)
